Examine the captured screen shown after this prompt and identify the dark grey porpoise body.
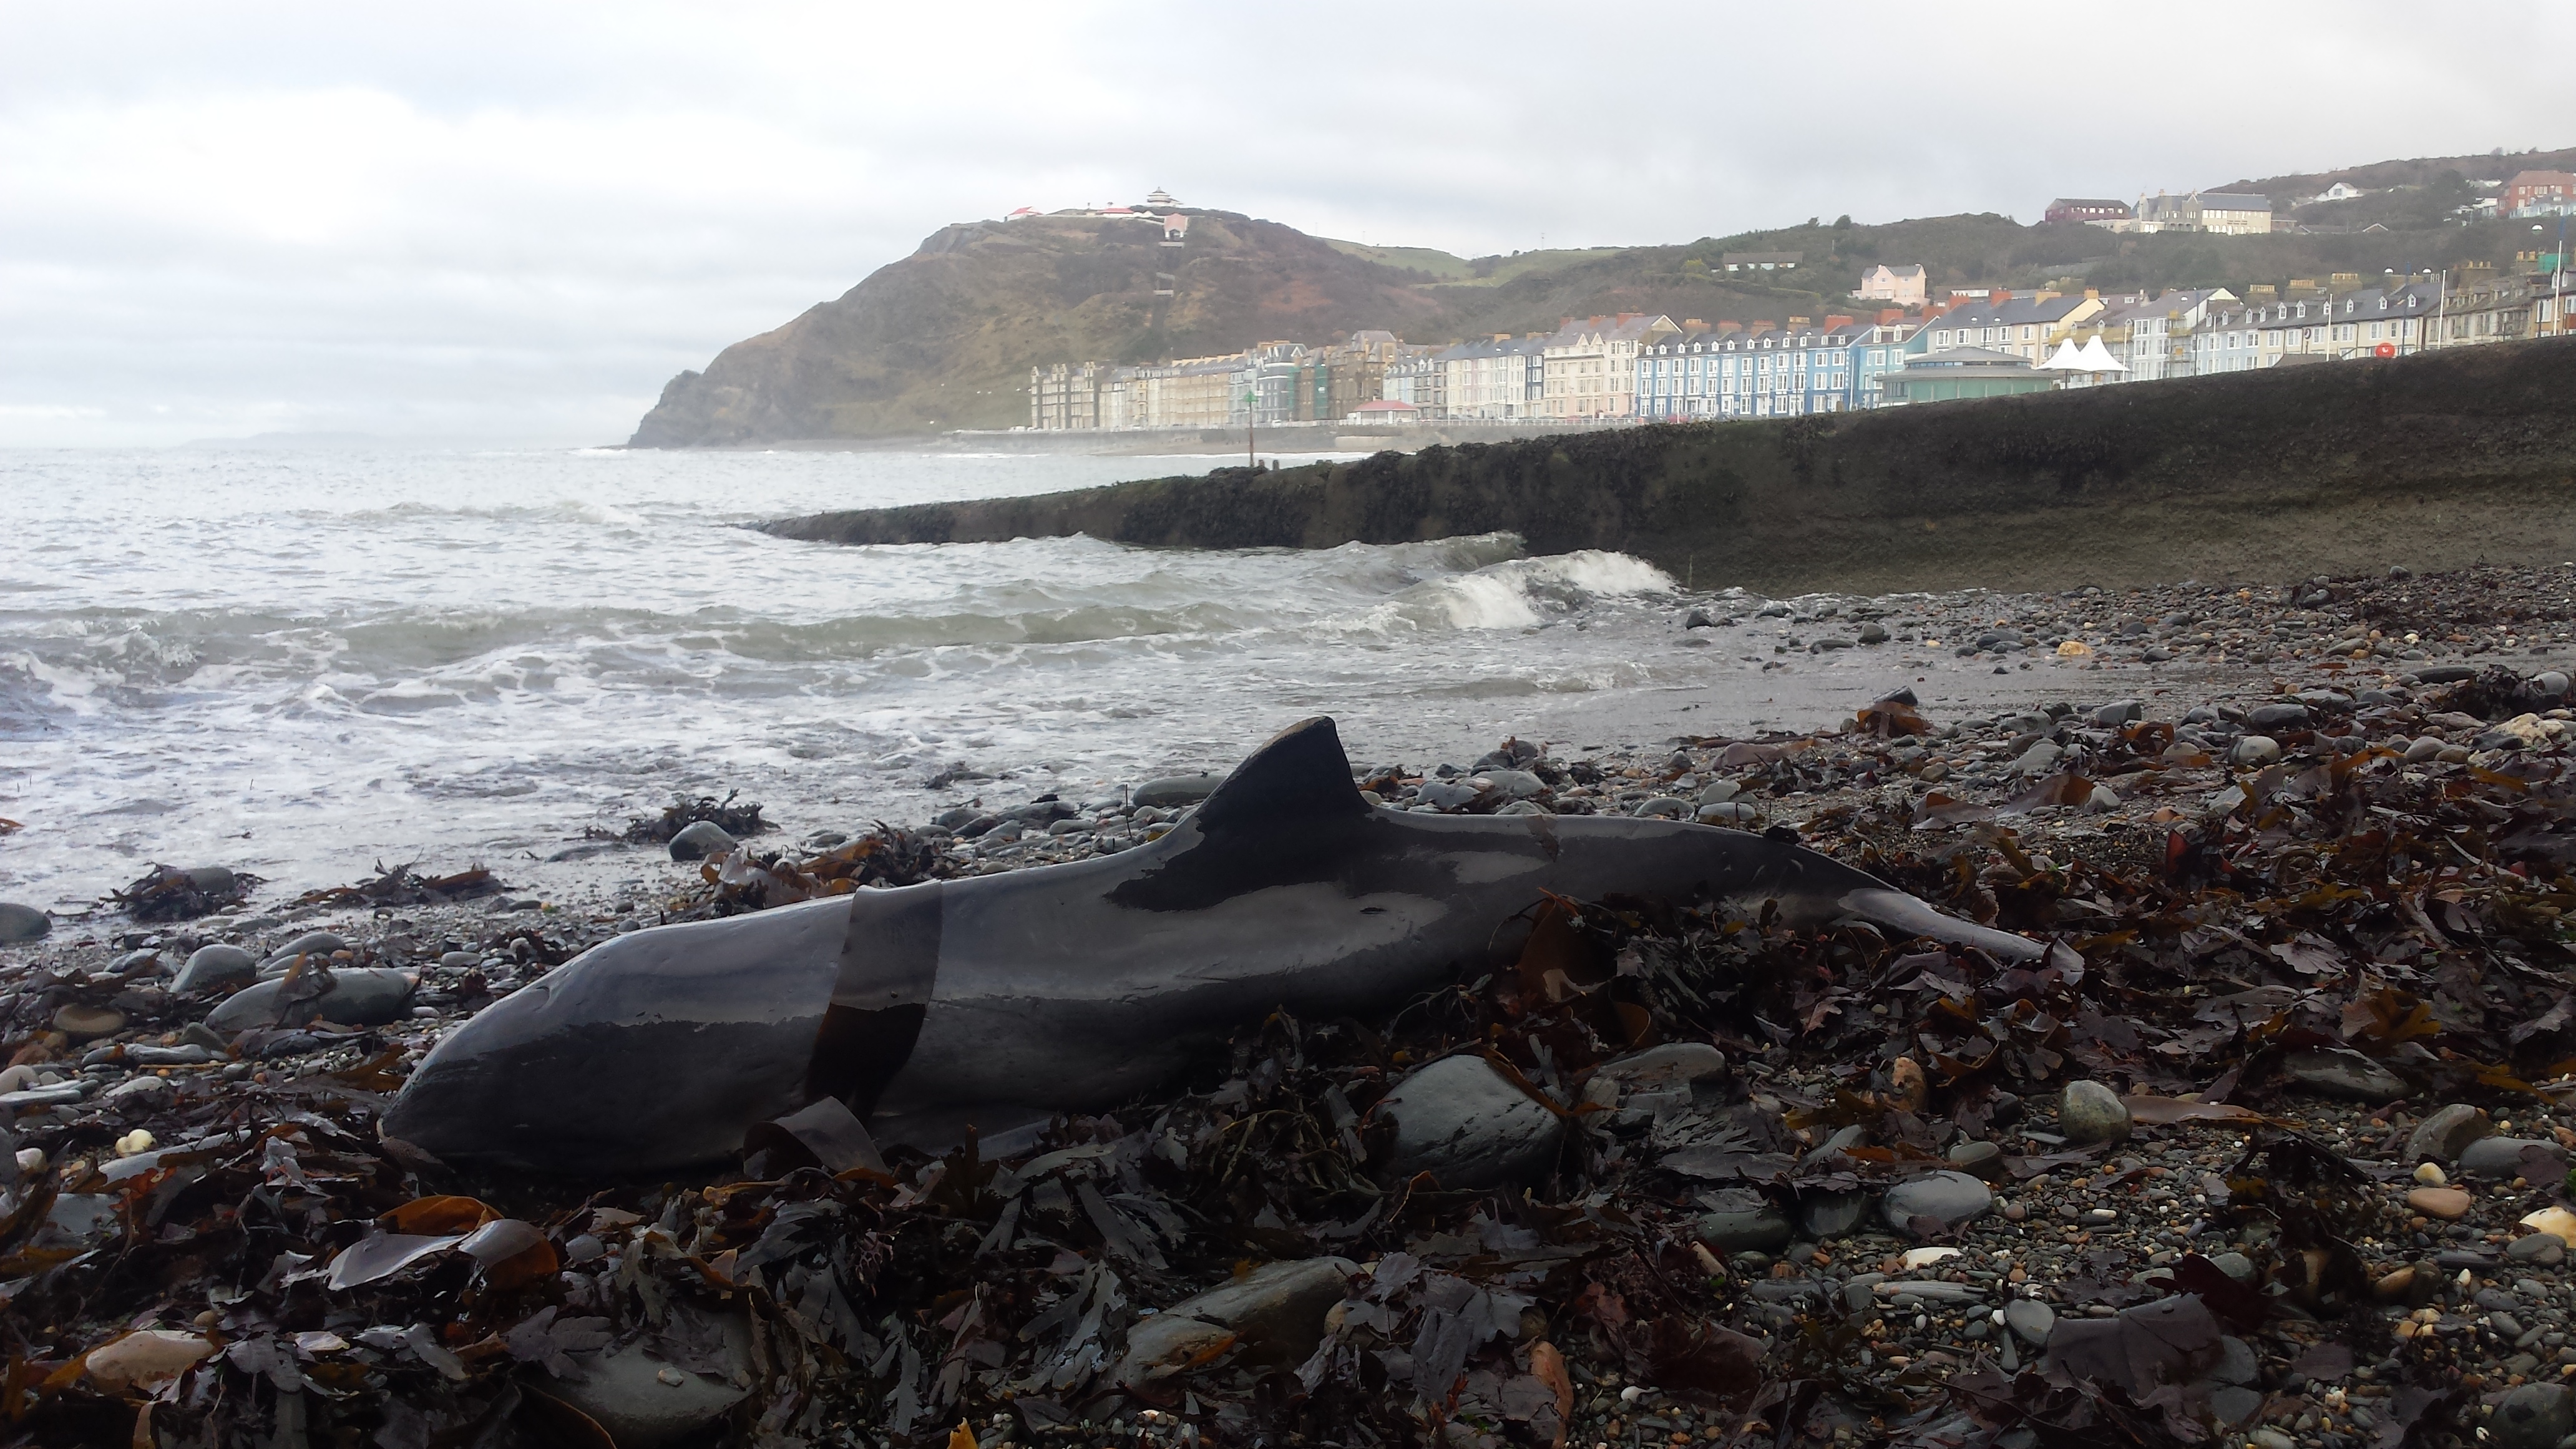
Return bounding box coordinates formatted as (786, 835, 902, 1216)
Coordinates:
(383, 717, 2038, 1176)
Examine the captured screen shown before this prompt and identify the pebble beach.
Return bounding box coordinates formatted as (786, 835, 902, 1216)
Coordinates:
(9, 560, 2576, 1447)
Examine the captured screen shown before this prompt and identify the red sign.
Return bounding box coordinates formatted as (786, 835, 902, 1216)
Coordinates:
(2374, 342, 2398, 358)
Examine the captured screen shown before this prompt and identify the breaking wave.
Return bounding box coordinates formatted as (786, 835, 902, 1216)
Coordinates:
(0, 447, 1710, 905)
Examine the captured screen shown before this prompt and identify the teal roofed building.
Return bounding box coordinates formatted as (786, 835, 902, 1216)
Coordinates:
(1878, 346, 2059, 405)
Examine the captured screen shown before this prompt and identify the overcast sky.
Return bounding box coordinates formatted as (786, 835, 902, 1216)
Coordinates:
(4, 1, 2571, 449)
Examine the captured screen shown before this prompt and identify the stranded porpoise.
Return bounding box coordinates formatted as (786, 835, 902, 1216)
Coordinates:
(384, 716, 2037, 1174)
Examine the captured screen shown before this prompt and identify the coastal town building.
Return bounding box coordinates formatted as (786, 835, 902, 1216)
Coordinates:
(2434, 276, 2536, 348)
(2087, 288, 2237, 381)
(1907, 292, 2107, 365)
(2134, 190, 2275, 235)
(1540, 314, 1679, 420)
(1636, 316, 1916, 420)
(1438, 334, 1548, 419)
(1855, 263, 1926, 306)
(1030, 361, 1111, 430)
(2505, 171, 2576, 217)
(1879, 348, 2056, 404)
(1719, 251, 1801, 273)
(2187, 281, 2440, 373)
(2045, 198, 2132, 225)
(1029, 251, 2569, 431)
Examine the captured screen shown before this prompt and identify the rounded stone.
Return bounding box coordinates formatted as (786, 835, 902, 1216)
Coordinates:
(2003, 1298, 2055, 1347)
(2229, 735, 2282, 766)
(1946, 1140, 2006, 1179)
(2405, 1186, 2472, 1221)
(1373, 1055, 1564, 1191)
(2491, 1383, 2574, 1449)
(52, 1004, 126, 1039)
(172, 944, 260, 994)
(2508, 1232, 2568, 1266)
(2459, 1136, 2564, 1180)
(1801, 1189, 1870, 1240)
(666, 821, 737, 862)
(204, 967, 416, 1035)
(549, 1307, 753, 1448)
(0, 903, 49, 944)
(1112, 1257, 1359, 1390)
(1591, 1043, 1727, 1098)
(1132, 774, 1223, 810)
(2405, 1103, 2492, 1164)
(1881, 1170, 1994, 1233)
(2057, 1081, 2132, 1144)
(1695, 1193, 1794, 1252)
(2281, 1047, 2412, 1101)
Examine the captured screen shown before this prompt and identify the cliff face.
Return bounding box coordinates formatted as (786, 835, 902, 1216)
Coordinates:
(628, 213, 1449, 445)
(756, 338, 2576, 595)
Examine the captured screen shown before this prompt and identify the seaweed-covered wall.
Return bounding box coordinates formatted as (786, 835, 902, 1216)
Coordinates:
(759, 338, 2576, 592)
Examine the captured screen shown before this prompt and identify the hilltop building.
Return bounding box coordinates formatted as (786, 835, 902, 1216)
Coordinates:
(1855, 263, 1926, 306)
(2045, 198, 2132, 225)
(2506, 170, 2576, 217)
(2134, 190, 2274, 235)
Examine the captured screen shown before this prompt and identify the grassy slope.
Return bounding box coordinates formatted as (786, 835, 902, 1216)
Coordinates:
(759, 338, 2576, 595)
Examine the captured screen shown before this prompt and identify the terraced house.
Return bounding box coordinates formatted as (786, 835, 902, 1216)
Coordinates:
(1636, 316, 1918, 420)
(1904, 291, 2107, 364)
(2188, 281, 2441, 373)
(1431, 334, 1548, 420)
(1538, 313, 1678, 420)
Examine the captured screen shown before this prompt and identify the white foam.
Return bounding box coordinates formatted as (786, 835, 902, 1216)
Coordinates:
(0, 448, 1716, 906)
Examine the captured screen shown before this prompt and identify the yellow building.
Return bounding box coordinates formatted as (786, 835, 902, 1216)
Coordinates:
(1539, 313, 1679, 419)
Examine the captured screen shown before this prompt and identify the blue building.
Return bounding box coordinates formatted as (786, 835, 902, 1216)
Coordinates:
(1637, 318, 1918, 419)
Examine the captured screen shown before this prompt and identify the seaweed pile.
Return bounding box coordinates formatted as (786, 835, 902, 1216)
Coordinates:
(9, 664, 2576, 1448)
(622, 792, 774, 846)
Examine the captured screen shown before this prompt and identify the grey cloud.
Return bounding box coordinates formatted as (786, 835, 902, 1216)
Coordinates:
(2, 0, 2569, 446)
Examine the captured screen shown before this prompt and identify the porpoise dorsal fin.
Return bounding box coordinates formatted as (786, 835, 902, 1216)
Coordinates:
(1192, 716, 1370, 833)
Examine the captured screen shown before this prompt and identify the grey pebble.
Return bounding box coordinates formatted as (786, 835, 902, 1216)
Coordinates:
(0, 902, 50, 944)
(2280, 1047, 2413, 1101)
(2406, 1103, 2492, 1164)
(1881, 1171, 1993, 1232)
(2462, 1136, 2568, 1179)
(2003, 1299, 2054, 1346)
(667, 821, 737, 862)
(204, 967, 416, 1034)
(1372, 1055, 1563, 1191)
(2057, 1080, 2131, 1144)
(2491, 1383, 2574, 1449)
(172, 944, 260, 994)
(2510, 1234, 2569, 1266)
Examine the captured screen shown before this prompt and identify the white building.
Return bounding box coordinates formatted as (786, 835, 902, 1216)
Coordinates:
(1435, 334, 1549, 419)
(2187, 282, 2439, 374)
(1539, 313, 1679, 420)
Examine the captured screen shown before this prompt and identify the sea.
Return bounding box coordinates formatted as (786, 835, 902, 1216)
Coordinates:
(0, 445, 1973, 912)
